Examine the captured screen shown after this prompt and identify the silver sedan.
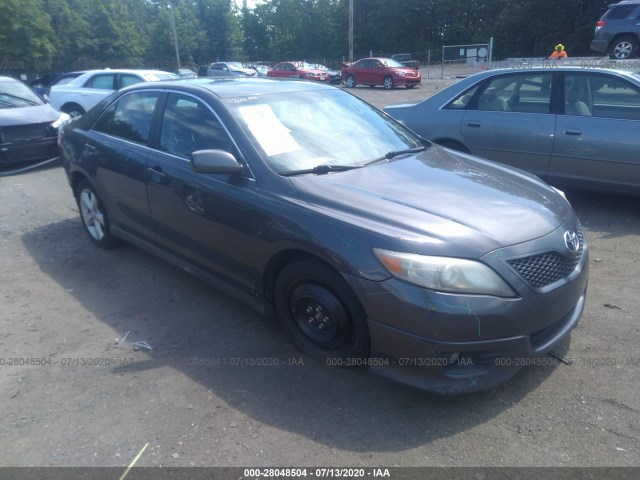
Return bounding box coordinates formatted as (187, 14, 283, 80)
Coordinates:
(384, 67, 640, 196)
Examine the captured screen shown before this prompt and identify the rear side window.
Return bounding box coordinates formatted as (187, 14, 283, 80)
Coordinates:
(605, 5, 637, 19)
(120, 74, 144, 88)
(468, 74, 553, 113)
(93, 91, 160, 144)
(445, 85, 480, 110)
(85, 74, 116, 90)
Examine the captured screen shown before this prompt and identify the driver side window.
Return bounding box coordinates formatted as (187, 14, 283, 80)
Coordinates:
(159, 93, 234, 159)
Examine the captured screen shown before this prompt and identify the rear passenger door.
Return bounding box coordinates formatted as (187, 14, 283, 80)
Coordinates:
(146, 92, 258, 291)
(460, 72, 556, 178)
(549, 72, 640, 193)
(88, 90, 161, 241)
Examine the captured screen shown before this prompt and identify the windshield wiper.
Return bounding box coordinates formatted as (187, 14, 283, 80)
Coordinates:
(365, 146, 427, 166)
(280, 164, 362, 176)
(0, 93, 39, 106)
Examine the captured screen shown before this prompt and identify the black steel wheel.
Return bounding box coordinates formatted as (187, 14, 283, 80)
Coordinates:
(274, 259, 370, 363)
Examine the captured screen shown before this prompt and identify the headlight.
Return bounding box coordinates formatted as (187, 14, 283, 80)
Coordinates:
(373, 249, 516, 297)
(51, 112, 71, 130)
(398, 71, 406, 76)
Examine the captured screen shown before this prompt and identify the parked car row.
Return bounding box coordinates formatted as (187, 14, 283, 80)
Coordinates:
(48, 69, 180, 118)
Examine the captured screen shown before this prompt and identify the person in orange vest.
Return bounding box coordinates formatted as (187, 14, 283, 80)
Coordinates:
(549, 44, 568, 59)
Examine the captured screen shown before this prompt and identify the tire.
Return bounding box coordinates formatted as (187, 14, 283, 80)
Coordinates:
(62, 103, 85, 118)
(274, 259, 370, 363)
(406, 84, 416, 89)
(75, 180, 118, 249)
(608, 35, 639, 59)
(383, 76, 394, 90)
(345, 75, 356, 88)
(435, 139, 470, 153)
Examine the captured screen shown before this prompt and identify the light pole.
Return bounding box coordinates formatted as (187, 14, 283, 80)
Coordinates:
(349, 0, 353, 62)
(169, 1, 181, 68)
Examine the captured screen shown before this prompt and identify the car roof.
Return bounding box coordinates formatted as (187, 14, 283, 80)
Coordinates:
(75, 69, 175, 78)
(127, 77, 335, 99)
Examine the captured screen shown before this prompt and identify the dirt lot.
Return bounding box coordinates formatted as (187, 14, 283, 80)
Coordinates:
(1, 79, 639, 470)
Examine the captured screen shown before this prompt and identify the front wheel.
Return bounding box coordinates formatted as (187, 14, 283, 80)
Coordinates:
(608, 35, 639, 59)
(76, 180, 118, 248)
(383, 76, 394, 90)
(345, 75, 356, 88)
(274, 259, 370, 363)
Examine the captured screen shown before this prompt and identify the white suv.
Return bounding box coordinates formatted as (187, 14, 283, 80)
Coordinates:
(48, 69, 179, 118)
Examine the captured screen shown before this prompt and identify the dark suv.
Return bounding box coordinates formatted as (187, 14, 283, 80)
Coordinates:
(591, 0, 640, 59)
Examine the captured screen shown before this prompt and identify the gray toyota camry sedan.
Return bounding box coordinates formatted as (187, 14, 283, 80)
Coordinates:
(60, 78, 588, 394)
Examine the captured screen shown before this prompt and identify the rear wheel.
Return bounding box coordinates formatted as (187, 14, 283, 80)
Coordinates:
(62, 103, 85, 118)
(383, 76, 394, 90)
(274, 259, 370, 363)
(76, 180, 118, 248)
(345, 75, 356, 88)
(608, 35, 639, 59)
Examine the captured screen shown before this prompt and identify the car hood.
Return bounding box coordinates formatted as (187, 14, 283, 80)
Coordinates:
(289, 147, 572, 258)
(231, 67, 257, 76)
(0, 103, 61, 127)
(389, 67, 419, 75)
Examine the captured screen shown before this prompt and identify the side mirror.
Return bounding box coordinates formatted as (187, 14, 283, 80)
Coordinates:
(191, 150, 243, 175)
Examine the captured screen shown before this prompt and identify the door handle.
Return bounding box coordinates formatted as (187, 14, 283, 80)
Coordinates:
(148, 166, 167, 180)
(466, 121, 481, 127)
(563, 129, 582, 136)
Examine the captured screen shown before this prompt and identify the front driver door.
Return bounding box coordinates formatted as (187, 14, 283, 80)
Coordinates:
(146, 92, 258, 292)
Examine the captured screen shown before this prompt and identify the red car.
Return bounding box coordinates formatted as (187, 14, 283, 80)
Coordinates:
(342, 57, 421, 89)
(267, 61, 330, 82)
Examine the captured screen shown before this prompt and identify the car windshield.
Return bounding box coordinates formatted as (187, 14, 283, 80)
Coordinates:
(144, 72, 180, 81)
(0, 79, 44, 108)
(382, 59, 405, 68)
(227, 88, 423, 173)
(228, 62, 245, 69)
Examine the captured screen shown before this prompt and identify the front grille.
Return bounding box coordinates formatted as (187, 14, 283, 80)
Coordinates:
(507, 225, 584, 289)
(1, 123, 53, 144)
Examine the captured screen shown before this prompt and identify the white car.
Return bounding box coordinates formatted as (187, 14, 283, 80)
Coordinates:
(48, 69, 179, 118)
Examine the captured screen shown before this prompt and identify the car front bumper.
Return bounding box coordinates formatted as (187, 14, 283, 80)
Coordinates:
(1, 128, 59, 172)
(395, 76, 421, 87)
(343, 242, 589, 394)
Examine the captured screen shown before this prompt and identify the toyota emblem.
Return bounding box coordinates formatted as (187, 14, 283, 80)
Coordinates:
(564, 230, 580, 253)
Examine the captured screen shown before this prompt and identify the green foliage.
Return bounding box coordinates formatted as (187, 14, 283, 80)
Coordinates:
(0, 0, 615, 76)
(0, 0, 54, 71)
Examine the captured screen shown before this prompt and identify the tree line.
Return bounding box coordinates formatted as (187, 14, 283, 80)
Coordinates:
(0, 0, 612, 76)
